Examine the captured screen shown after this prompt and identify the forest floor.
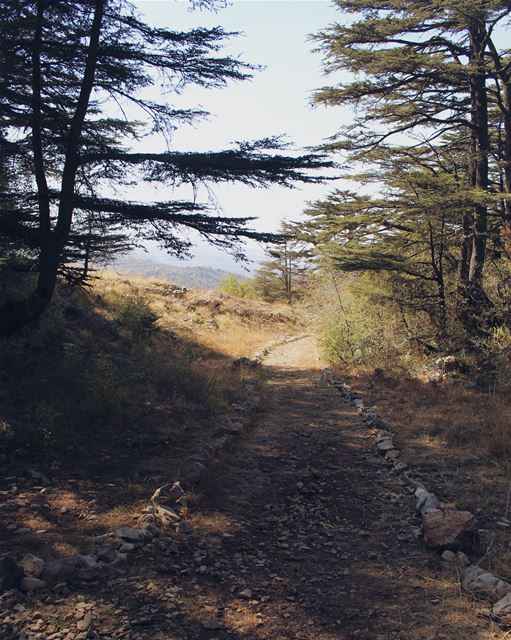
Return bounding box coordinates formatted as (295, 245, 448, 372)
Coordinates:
(1, 334, 504, 640)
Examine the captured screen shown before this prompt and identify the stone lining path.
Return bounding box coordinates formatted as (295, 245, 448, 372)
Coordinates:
(0, 336, 500, 639)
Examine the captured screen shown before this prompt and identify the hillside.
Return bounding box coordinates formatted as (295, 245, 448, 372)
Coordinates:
(110, 255, 248, 290)
(0, 271, 301, 550)
(1, 272, 511, 639)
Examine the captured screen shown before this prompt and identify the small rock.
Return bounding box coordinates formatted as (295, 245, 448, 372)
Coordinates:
(151, 482, 184, 506)
(19, 554, 45, 578)
(109, 552, 128, 571)
(155, 505, 181, 523)
(19, 577, 47, 592)
(140, 523, 159, 537)
(393, 461, 408, 473)
(116, 527, 149, 544)
(42, 554, 101, 583)
(42, 556, 83, 582)
(76, 613, 92, 631)
(77, 555, 102, 580)
(415, 488, 441, 516)
(441, 550, 456, 563)
(239, 588, 252, 599)
(422, 509, 477, 550)
(462, 565, 511, 602)
(95, 546, 118, 563)
(27, 469, 51, 485)
(442, 550, 470, 567)
(14, 527, 32, 535)
(376, 438, 394, 453)
(175, 521, 192, 534)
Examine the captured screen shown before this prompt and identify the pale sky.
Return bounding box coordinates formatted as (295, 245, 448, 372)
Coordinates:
(130, 0, 349, 272)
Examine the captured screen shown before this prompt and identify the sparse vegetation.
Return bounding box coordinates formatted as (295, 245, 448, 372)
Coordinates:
(0, 270, 299, 461)
(0, 270, 299, 562)
(0, 278, 218, 463)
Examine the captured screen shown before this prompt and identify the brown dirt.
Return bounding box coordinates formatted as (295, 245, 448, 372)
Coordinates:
(1, 336, 505, 639)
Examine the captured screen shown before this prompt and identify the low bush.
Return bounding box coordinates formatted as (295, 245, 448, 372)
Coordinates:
(310, 272, 416, 372)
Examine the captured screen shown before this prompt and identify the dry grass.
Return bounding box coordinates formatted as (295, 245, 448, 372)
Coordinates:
(357, 375, 511, 460)
(97, 271, 301, 359)
(338, 368, 511, 579)
(0, 270, 298, 560)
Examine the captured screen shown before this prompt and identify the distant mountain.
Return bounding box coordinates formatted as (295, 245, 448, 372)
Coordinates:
(109, 255, 247, 290)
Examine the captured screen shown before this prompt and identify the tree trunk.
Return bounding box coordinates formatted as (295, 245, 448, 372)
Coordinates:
(456, 18, 493, 330)
(459, 210, 473, 287)
(467, 21, 490, 299)
(487, 38, 511, 254)
(0, 0, 105, 337)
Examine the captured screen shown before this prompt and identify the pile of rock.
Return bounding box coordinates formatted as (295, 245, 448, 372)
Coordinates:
(0, 521, 170, 598)
(322, 368, 511, 627)
(164, 284, 187, 298)
(232, 356, 260, 370)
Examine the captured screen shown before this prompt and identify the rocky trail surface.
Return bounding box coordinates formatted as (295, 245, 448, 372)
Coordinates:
(1, 336, 500, 639)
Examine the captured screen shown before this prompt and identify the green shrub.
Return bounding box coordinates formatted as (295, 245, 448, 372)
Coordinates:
(217, 274, 255, 300)
(100, 289, 158, 338)
(310, 271, 416, 372)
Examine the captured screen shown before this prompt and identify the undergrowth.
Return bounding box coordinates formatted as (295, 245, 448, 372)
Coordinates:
(0, 278, 236, 465)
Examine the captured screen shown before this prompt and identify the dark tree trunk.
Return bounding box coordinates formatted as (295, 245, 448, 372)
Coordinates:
(428, 219, 447, 339)
(456, 18, 493, 333)
(467, 21, 490, 299)
(501, 83, 511, 248)
(487, 38, 511, 255)
(0, 0, 105, 337)
(459, 210, 473, 287)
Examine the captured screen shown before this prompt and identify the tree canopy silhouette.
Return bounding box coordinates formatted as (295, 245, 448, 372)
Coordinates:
(0, 0, 332, 336)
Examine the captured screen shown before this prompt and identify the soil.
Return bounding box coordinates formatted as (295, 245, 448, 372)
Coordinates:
(0, 336, 504, 639)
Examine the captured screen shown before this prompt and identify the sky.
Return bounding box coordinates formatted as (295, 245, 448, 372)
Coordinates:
(130, 0, 348, 272)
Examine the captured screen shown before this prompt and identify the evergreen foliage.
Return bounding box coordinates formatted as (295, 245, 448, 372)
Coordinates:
(306, 0, 511, 344)
(217, 274, 255, 299)
(253, 222, 309, 303)
(0, 0, 332, 335)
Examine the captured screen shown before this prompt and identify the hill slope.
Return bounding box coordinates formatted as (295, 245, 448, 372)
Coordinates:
(110, 255, 247, 290)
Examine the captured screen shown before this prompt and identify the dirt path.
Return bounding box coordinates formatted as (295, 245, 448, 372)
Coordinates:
(1, 336, 501, 639)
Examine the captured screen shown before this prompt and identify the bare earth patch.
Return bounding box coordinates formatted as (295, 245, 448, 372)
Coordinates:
(1, 335, 506, 639)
